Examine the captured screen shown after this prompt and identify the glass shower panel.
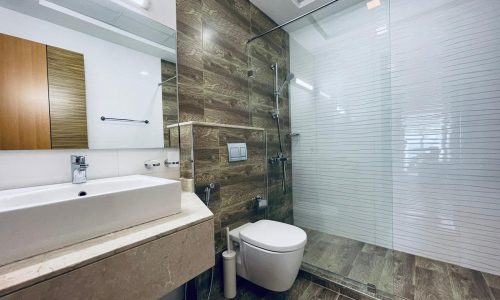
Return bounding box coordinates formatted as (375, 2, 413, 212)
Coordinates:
(247, 0, 500, 297)
(287, 0, 393, 294)
(248, 0, 394, 296)
(390, 0, 500, 276)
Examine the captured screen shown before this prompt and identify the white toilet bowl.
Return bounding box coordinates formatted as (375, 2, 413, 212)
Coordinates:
(229, 220, 307, 292)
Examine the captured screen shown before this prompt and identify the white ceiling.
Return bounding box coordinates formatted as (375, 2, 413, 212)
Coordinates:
(249, 0, 334, 27)
(249, 0, 370, 55)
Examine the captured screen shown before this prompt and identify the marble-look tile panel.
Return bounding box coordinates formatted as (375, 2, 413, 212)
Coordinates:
(179, 125, 194, 179)
(2, 220, 214, 300)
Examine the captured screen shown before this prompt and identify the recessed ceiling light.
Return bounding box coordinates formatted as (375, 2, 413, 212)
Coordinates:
(366, 0, 381, 10)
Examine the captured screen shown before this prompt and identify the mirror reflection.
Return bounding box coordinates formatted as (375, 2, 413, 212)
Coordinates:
(0, 0, 178, 150)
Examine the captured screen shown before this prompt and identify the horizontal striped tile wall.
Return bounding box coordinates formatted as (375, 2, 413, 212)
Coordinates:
(289, 0, 393, 250)
(391, 0, 500, 276)
(289, 0, 500, 276)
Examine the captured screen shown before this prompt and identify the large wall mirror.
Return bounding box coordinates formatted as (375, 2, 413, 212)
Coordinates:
(0, 0, 178, 150)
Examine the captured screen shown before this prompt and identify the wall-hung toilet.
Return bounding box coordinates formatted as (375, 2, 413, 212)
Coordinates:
(229, 220, 307, 292)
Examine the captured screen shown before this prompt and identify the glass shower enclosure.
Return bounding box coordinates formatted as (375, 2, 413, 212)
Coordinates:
(247, 0, 394, 297)
(248, 0, 500, 298)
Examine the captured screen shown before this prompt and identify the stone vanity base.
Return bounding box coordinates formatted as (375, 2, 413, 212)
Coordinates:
(0, 192, 214, 300)
(2, 219, 213, 300)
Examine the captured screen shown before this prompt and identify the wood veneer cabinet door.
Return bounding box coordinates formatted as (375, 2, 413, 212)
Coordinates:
(47, 46, 88, 149)
(0, 33, 51, 150)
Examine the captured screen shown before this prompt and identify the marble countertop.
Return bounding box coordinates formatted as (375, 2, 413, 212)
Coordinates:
(0, 192, 212, 296)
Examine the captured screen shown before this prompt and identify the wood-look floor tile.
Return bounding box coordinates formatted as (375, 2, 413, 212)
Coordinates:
(304, 234, 362, 278)
(337, 296, 354, 300)
(415, 256, 449, 274)
(448, 264, 493, 300)
(376, 249, 395, 294)
(484, 272, 500, 290)
(490, 287, 500, 300)
(393, 250, 416, 299)
(317, 287, 341, 300)
(302, 227, 500, 300)
(347, 247, 388, 287)
(325, 239, 365, 277)
(298, 282, 323, 300)
(287, 276, 313, 300)
(415, 266, 454, 300)
(303, 240, 335, 266)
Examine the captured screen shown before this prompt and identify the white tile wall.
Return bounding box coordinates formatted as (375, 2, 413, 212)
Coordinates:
(390, 0, 500, 275)
(0, 148, 179, 191)
(289, 0, 393, 249)
(289, 0, 500, 276)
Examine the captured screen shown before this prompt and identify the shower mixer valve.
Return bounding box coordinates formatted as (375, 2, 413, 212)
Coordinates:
(269, 152, 288, 165)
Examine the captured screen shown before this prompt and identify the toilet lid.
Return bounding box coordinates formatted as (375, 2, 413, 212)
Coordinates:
(239, 220, 307, 252)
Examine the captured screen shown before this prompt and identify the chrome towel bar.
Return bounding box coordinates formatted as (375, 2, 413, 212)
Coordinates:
(100, 116, 149, 124)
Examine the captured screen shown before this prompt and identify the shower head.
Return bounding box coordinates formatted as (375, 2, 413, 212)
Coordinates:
(278, 72, 295, 95)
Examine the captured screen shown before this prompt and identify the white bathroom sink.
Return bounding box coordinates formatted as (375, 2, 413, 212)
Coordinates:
(0, 175, 181, 266)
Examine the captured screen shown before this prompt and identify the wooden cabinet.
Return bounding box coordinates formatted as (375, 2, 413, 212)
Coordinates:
(0, 33, 51, 150)
(47, 46, 88, 149)
(0, 33, 88, 150)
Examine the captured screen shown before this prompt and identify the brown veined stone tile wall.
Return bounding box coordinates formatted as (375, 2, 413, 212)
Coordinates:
(190, 125, 267, 253)
(176, 0, 293, 229)
(176, 0, 292, 297)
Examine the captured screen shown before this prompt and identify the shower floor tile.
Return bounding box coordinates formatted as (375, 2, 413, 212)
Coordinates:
(302, 227, 500, 300)
(212, 275, 354, 300)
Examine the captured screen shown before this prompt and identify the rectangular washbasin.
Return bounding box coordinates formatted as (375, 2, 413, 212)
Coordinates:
(0, 175, 181, 266)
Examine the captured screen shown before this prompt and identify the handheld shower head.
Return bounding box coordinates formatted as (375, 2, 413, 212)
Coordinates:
(278, 72, 295, 95)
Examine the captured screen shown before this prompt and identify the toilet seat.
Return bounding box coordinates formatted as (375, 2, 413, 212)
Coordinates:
(239, 220, 307, 252)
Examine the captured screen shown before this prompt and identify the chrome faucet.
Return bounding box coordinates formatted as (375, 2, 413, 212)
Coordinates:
(71, 155, 89, 184)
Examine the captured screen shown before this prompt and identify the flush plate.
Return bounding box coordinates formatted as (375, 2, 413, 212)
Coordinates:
(227, 143, 247, 162)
